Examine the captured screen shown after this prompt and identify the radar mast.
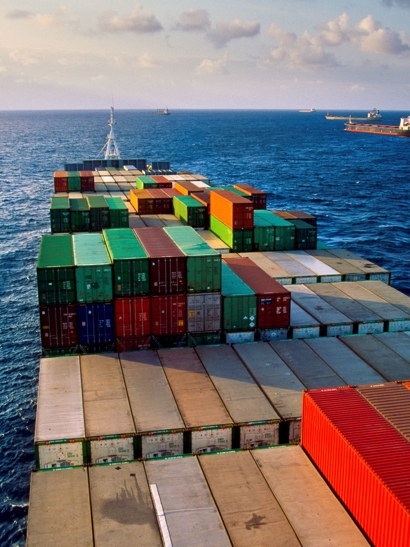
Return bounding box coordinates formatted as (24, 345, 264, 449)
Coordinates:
(98, 106, 121, 159)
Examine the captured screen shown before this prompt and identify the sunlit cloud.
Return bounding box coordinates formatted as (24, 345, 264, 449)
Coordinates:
(317, 12, 350, 46)
(136, 53, 160, 68)
(9, 50, 39, 66)
(196, 52, 228, 75)
(355, 15, 410, 54)
(207, 19, 260, 49)
(174, 9, 211, 32)
(99, 5, 163, 34)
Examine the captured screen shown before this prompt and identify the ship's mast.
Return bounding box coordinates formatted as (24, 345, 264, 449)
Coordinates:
(98, 106, 121, 159)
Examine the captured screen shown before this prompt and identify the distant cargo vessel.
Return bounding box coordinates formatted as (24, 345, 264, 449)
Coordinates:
(345, 115, 410, 137)
(299, 108, 315, 113)
(326, 108, 382, 121)
(153, 108, 170, 115)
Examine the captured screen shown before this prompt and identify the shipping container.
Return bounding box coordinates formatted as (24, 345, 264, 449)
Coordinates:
(105, 196, 129, 228)
(173, 195, 207, 228)
(210, 190, 254, 229)
(265, 251, 318, 284)
(34, 356, 85, 469)
(120, 350, 185, 458)
(134, 227, 186, 294)
(287, 285, 354, 336)
(40, 304, 78, 349)
(79, 170, 94, 192)
(326, 248, 391, 284)
(187, 293, 221, 333)
(164, 226, 221, 293)
(150, 294, 187, 336)
(129, 189, 155, 214)
(145, 188, 173, 214)
(103, 228, 149, 296)
(67, 171, 81, 192)
(136, 175, 157, 189)
(306, 248, 367, 281)
(358, 280, 410, 317)
(191, 191, 211, 227)
(232, 183, 267, 209)
(158, 347, 233, 453)
(144, 457, 232, 546)
(114, 296, 150, 338)
(73, 233, 113, 303)
(221, 262, 257, 332)
(264, 212, 296, 251)
(80, 353, 135, 464)
(222, 257, 291, 329)
(86, 195, 110, 231)
(69, 197, 90, 232)
(286, 209, 317, 227)
(234, 342, 305, 443)
(253, 213, 275, 251)
(301, 386, 410, 547)
(77, 303, 114, 347)
(374, 331, 410, 362)
(149, 174, 173, 188)
(239, 251, 293, 284)
(285, 250, 342, 282)
(53, 170, 68, 193)
(197, 229, 230, 254)
(174, 181, 205, 195)
(196, 344, 281, 448)
(210, 215, 254, 252)
(290, 301, 321, 339)
(270, 339, 346, 389)
(37, 234, 76, 305)
(50, 196, 70, 233)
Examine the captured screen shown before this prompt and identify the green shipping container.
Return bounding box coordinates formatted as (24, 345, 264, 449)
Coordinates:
(73, 233, 113, 303)
(37, 234, 76, 304)
(136, 176, 157, 189)
(253, 213, 275, 251)
(70, 197, 90, 232)
(173, 195, 206, 228)
(67, 171, 81, 192)
(164, 226, 221, 292)
(259, 211, 295, 251)
(50, 196, 70, 233)
(210, 215, 254, 252)
(86, 195, 110, 232)
(290, 219, 317, 250)
(106, 197, 129, 228)
(102, 228, 150, 296)
(221, 262, 257, 331)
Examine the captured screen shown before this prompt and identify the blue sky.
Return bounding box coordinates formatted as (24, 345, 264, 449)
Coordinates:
(1, 1, 410, 110)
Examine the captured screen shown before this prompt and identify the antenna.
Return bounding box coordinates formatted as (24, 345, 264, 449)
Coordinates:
(97, 106, 121, 159)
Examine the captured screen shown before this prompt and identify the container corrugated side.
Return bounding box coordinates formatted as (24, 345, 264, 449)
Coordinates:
(77, 303, 114, 348)
(40, 304, 78, 349)
(69, 197, 90, 232)
(105, 196, 129, 228)
(50, 196, 70, 233)
(86, 195, 110, 231)
(253, 213, 275, 251)
(145, 188, 173, 214)
(221, 262, 257, 332)
(114, 296, 151, 338)
(210, 190, 254, 230)
(210, 215, 254, 252)
(151, 294, 187, 336)
(264, 212, 295, 251)
(173, 195, 207, 228)
(187, 293, 221, 333)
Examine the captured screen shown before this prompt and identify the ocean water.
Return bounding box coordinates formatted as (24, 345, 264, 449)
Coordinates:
(0, 109, 409, 545)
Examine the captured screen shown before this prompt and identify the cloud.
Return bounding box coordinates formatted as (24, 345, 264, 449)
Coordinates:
(355, 15, 410, 54)
(9, 50, 39, 66)
(5, 10, 35, 20)
(136, 53, 160, 68)
(99, 5, 162, 34)
(6, 7, 78, 27)
(207, 18, 260, 49)
(382, 0, 410, 7)
(196, 52, 228, 75)
(174, 9, 211, 32)
(317, 12, 350, 46)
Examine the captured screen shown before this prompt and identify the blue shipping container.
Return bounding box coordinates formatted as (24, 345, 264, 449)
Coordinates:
(77, 303, 114, 345)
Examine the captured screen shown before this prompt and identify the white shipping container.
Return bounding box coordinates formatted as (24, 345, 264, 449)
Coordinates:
(38, 441, 84, 469)
(191, 428, 232, 453)
(90, 436, 134, 464)
(240, 422, 279, 448)
(187, 293, 221, 333)
(141, 432, 184, 459)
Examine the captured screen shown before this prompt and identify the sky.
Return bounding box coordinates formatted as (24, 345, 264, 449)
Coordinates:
(1, 0, 410, 110)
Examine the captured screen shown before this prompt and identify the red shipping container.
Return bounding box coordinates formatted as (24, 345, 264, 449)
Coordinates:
(116, 336, 152, 352)
(210, 190, 254, 229)
(149, 175, 172, 188)
(145, 188, 173, 214)
(79, 170, 95, 192)
(54, 171, 68, 193)
(233, 184, 267, 210)
(301, 387, 410, 547)
(222, 257, 290, 328)
(134, 227, 187, 294)
(114, 296, 151, 338)
(160, 188, 182, 198)
(39, 304, 78, 348)
(151, 295, 187, 335)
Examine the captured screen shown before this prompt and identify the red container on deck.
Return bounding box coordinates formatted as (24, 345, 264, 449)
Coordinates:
(222, 257, 290, 328)
(233, 184, 267, 209)
(114, 296, 151, 338)
(79, 171, 95, 192)
(175, 181, 204, 195)
(145, 188, 173, 214)
(301, 386, 410, 547)
(134, 227, 186, 294)
(39, 305, 78, 348)
(54, 171, 68, 193)
(149, 175, 173, 189)
(150, 295, 187, 335)
(210, 190, 254, 230)
(160, 188, 182, 198)
(129, 189, 155, 214)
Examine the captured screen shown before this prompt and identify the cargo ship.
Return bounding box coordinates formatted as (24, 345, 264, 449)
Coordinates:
(326, 108, 382, 120)
(25, 108, 410, 546)
(345, 114, 410, 137)
(153, 108, 170, 115)
(299, 108, 315, 112)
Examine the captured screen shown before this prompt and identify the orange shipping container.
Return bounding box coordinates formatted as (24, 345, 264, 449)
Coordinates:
(129, 189, 155, 214)
(174, 181, 204, 196)
(210, 190, 254, 230)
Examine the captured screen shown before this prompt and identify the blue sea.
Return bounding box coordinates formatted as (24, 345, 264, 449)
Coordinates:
(0, 109, 409, 545)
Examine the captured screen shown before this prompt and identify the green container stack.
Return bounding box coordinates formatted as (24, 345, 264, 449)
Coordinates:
(259, 211, 296, 251)
(136, 176, 157, 189)
(70, 197, 90, 232)
(106, 197, 129, 228)
(221, 262, 257, 332)
(86, 195, 110, 232)
(50, 196, 70, 233)
(37, 234, 76, 304)
(173, 195, 207, 228)
(253, 211, 275, 251)
(210, 215, 254, 252)
(67, 171, 81, 192)
(290, 219, 317, 250)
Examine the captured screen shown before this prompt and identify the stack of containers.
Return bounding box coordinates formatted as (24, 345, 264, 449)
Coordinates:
(148, 175, 173, 188)
(210, 190, 254, 252)
(70, 198, 90, 232)
(264, 211, 296, 251)
(253, 211, 275, 251)
(174, 181, 204, 195)
(50, 196, 70, 233)
(134, 227, 187, 347)
(73, 233, 114, 352)
(129, 189, 154, 214)
(37, 234, 78, 355)
(135, 175, 157, 189)
(164, 226, 222, 345)
(191, 191, 211, 228)
(103, 228, 150, 351)
(289, 219, 317, 250)
(233, 184, 267, 209)
(53, 171, 69, 193)
(86, 195, 110, 232)
(79, 171, 95, 192)
(173, 195, 207, 228)
(144, 188, 173, 214)
(105, 197, 129, 228)
(222, 257, 291, 341)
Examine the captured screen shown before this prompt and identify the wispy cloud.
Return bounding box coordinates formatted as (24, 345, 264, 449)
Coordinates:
(196, 52, 229, 75)
(174, 9, 211, 32)
(207, 19, 260, 49)
(5, 10, 35, 20)
(9, 50, 39, 66)
(382, 0, 410, 7)
(99, 5, 162, 34)
(6, 7, 78, 27)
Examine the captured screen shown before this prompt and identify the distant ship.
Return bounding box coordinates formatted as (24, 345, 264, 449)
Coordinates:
(153, 108, 170, 115)
(299, 108, 316, 113)
(345, 115, 410, 137)
(326, 108, 382, 121)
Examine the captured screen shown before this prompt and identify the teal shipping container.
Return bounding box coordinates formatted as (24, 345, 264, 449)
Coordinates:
(253, 213, 275, 251)
(37, 234, 76, 305)
(67, 171, 81, 192)
(173, 195, 206, 228)
(262, 211, 295, 251)
(136, 175, 157, 189)
(103, 228, 150, 296)
(50, 196, 70, 233)
(73, 233, 113, 303)
(106, 197, 129, 228)
(290, 219, 317, 250)
(221, 262, 257, 331)
(210, 215, 254, 252)
(70, 197, 90, 232)
(164, 226, 221, 292)
(86, 195, 110, 232)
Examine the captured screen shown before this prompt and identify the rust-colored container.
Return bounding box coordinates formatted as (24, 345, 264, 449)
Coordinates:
(287, 210, 317, 227)
(233, 184, 267, 209)
(271, 210, 298, 221)
(53, 171, 68, 193)
(134, 227, 186, 294)
(174, 181, 204, 195)
(129, 189, 155, 214)
(79, 171, 94, 192)
(149, 175, 172, 188)
(301, 386, 410, 547)
(210, 190, 254, 229)
(160, 188, 182, 198)
(222, 256, 290, 329)
(114, 296, 151, 338)
(145, 188, 173, 214)
(150, 295, 187, 335)
(39, 305, 78, 349)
